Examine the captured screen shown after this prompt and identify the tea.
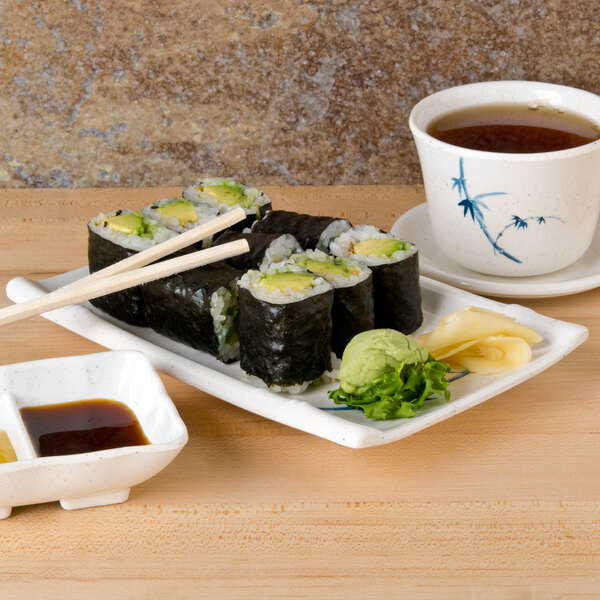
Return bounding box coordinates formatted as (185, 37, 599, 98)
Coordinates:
(427, 104, 599, 153)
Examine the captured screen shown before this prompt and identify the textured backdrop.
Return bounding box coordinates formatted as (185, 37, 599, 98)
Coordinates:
(1, 0, 598, 188)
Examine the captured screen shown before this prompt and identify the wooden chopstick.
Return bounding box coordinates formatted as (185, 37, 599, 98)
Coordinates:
(63, 206, 248, 291)
(0, 239, 250, 327)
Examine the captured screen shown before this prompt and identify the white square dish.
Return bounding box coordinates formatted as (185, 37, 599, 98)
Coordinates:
(0, 350, 188, 518)
(6, 270, 588, 449)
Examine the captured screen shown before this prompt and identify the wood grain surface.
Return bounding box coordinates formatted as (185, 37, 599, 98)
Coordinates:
(0, 186, 598, 599)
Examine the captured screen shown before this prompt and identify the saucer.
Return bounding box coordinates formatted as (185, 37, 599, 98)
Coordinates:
(390, 203, 600, 298)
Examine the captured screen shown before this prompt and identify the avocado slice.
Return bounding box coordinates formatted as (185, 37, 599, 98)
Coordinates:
(260, 271, 316, 292)
(199, 183, 253, 209)
(104, 212, 146, 236)
(303, 257, 357, 280)
(353, 238, 408, 258)
(157, 198, 197, 227)
(103, 211, 157, 238)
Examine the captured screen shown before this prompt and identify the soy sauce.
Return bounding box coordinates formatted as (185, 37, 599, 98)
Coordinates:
(427, 104, 599, 153)
(20, 399, 149, 457)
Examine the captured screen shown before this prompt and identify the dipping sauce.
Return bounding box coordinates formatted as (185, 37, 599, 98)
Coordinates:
(0, 430, 17, 463)
(20, 399, 149, 457)
(427, 104, 599, 153)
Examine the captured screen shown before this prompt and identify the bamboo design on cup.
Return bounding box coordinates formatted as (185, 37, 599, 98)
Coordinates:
(451, 158, 563, 264)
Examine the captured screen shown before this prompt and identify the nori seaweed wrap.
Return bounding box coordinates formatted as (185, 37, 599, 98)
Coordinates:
(237, 264, 334, 392)
(212, 230, 300, 271)
(142, 261, 243, 363)
(87, 210, 176, 327)
(183, 177, 271, 231)
(251, 210, 352, 251)
(288, 250, 374, 357)
(330, 225, 423, 334)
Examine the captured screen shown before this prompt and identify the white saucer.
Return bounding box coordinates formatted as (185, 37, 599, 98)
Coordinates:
(391, 203, 600, 298)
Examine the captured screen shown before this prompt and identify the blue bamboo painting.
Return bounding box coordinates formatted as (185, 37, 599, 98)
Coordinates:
(452, 158, 563, 264)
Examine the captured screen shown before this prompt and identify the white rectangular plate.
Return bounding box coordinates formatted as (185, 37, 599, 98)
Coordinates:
(6, 269, 588, 448)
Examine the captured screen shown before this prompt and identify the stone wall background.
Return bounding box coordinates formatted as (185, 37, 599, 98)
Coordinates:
(1, 0, 598, 188)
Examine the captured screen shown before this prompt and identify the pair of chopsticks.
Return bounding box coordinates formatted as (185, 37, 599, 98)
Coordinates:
(0, 207, 250, 327)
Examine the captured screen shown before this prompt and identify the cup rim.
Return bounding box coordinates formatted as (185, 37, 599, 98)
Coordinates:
(409, 80, 600, 161)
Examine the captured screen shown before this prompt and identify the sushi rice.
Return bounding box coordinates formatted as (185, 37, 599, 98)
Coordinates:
(317, 219, 352, 252)
(242, 372, 317, 395)
(259, 234, 301, 271)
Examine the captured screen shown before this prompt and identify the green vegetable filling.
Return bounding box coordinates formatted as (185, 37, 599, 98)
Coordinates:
(300, 257, 358, 280)
(103, 212, 157, 239)
(224, 304, 239, 346)
(198, 181, 255, 209)
(157, 199, 197, 226)
(353, 238, 410, 258)
(259, 271, 316, 292)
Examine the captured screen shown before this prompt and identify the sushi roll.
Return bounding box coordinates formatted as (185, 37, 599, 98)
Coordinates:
(251, 210, 352, 252)
(288, 250, 374, 357)
(87, 210, 177, 326)
(238, 263, 334, 392)
(212, 230, 301, 271)
(183, 177, 271, 231)
(142, 261, 243, 363)
(330, 225, 423, 334)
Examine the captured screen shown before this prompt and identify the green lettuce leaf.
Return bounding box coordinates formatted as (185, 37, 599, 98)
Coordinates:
(328, 359, 451, 420)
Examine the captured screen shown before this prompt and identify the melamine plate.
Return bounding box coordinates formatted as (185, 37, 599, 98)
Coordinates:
(391, 203, 600, 298)
(6, 270, 588, 449)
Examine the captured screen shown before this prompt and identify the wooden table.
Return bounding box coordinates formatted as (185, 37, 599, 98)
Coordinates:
(0, 186, 598, 599)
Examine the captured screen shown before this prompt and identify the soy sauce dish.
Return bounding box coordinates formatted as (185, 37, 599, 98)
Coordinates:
(0, 350, 188, 518)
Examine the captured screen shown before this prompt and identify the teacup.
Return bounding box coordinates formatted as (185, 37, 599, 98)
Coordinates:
(409, 81, 600, 277)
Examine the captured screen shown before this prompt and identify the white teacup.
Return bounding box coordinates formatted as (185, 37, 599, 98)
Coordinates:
(409, 81, 600, 277)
